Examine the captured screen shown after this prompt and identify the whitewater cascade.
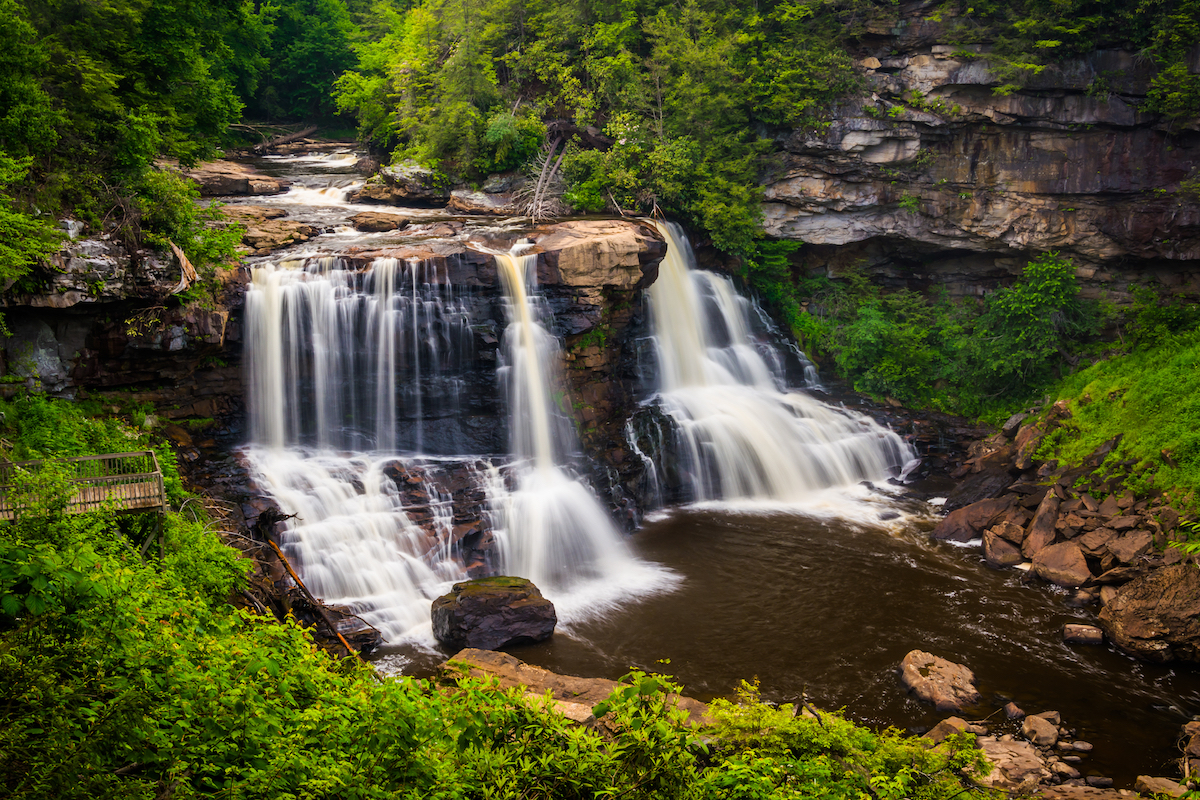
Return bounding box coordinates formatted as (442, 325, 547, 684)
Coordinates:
(645, 222, 914, 503)
(243, 254, 479, 643)
(485, 247, 674, 620)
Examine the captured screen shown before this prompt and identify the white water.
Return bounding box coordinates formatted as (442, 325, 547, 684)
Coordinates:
(645, 221, 915, 504)
(487, 247, 676, 624)
(245, 256, 471, 452)
(246, 450, 466, 643)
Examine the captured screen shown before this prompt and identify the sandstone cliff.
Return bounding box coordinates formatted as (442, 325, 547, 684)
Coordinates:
(762, 5, 1200, 302)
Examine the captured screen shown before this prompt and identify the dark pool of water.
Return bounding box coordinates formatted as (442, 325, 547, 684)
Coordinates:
(406, 506, 1200, 786)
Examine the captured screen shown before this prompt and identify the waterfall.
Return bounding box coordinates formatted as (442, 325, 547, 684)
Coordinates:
(245, 256, 473, 453)
(243, 254, 477, 647)
(486, 246, 675, 622)
(645, 222, 915, 504)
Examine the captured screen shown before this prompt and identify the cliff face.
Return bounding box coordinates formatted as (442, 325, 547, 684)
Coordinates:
(763, 7, 1200, 301)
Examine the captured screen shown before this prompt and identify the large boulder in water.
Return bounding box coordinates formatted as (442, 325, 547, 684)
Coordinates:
(1098, 564, 1200, 663)
(432, 576, 556, 651)
(898, 650, 981, 711)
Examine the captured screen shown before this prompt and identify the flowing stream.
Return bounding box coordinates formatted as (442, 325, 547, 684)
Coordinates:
(233, 151, 1200, 783)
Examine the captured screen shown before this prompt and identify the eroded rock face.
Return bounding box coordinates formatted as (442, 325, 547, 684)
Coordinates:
(1098, 564, 1200, 663)
(431, 576, 557, 651)
(898, 650, 981, 711)
(762, 9, 1200, 301)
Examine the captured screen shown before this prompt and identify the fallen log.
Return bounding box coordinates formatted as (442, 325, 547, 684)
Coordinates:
(254, 125, 319, 154)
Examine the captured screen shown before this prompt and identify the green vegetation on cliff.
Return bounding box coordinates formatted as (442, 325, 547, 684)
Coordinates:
(0, 397, 995, 799)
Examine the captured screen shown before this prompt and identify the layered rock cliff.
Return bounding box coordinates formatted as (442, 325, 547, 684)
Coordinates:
(762, 6, 1200, 302)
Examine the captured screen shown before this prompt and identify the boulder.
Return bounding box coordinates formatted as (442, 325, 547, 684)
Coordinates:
(1004, 701, 1025, 719)
(898, 650, 981, 711)
(1098, 564, 1200, 662)
(932, 495, 1018, 542)
(1077, 527, 1118, 556)
(924, 715, 969, 744)
(1133, 776, 1186, 797)
(1032, 542, 1092, 588)
(350, 211, 409, 232)
(447, 189, 519, 215)
(1023, 492, 1062, 559)
(1063, 624, 1104, 645)
(977, 736, 1052, 790)
(983, 529, 1024, 567)
(240, 219, 320, 254)
(1106, 530, 1152, 563)
(990, 519, 1028, 545)
(1022, 714, 1059, 746)
(431, 576, 556, 651)
(352, 160, 450, 206)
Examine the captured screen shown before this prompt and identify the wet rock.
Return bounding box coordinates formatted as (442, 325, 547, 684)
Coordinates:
(898, 650, 981, 711)
(184, 159, 287, 196)
(1085, 777, 1115, 788)
(431, 576, 556, 651)
(239, 217, 320, 253)
(1023, 492, 1062, 559)
(1052, 761, 1081, 779)
(441, 647, 710, 726)
(1063, 624, 1104, 645)
(1133, 776, 1186, 797)
(978, 736, 1052, 790)
(1035, 710, 1062, 725)
(932, 495, 1018, 542)
(350, 211, 409, 232)
(1004, 701, 1026, 719)
(1022, 714, 1059, 747)
(984, 529, 1024, 567)
(353, 160, 450, 206)
(1033, 542, 1092, 588)
(1098, 564, 1200, 662)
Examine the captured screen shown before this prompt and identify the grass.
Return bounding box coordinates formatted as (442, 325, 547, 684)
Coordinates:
(1036, 329, 1200, 505)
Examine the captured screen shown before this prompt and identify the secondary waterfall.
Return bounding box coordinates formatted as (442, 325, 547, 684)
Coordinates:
(644, 222, 914, 504)
(485, 246, 675, 620)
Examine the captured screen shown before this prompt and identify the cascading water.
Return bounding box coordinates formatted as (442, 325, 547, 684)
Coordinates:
(484, 246, 676, 621)
(243, 254, 480, 644)
(643, 221, 915, 504)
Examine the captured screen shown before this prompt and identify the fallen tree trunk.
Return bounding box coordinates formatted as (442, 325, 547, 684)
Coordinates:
(254, 125, 319, 154)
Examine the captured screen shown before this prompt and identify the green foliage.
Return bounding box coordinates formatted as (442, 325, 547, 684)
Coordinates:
(1126, 284, 1200, 349)
(251, 0, 359, 120)
(335, 0, 857, 255)
(135, 170, 243, 273)
(782, 253, 1101, 417)
(0, 154, 62, 282)
(1036, 328, 1200, 501)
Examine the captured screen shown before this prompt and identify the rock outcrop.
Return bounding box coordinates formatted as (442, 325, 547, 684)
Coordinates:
(351, 160, 450, 206)
(432, 577, 557, 651)
(762, 6, 1200, 304)
(184, 160, 288, 196)
(440, 647, 711, 726)
(1098, 565, 1200, 663)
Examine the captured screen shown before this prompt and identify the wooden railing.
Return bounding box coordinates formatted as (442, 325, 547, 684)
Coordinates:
(0, 451, 168, 521)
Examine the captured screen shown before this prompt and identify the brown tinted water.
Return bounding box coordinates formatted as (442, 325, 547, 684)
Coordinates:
(403, 505, 1200, 786)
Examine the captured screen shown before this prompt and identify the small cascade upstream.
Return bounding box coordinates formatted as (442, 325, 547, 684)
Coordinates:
(485, 246, 675, 621)
(642, 222, 915, 506)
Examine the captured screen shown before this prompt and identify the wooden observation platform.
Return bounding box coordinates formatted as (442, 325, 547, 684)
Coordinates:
(0, 450, 168, 521)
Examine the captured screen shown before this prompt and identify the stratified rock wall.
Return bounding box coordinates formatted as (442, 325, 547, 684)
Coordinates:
(763, 7, 1200, 300)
